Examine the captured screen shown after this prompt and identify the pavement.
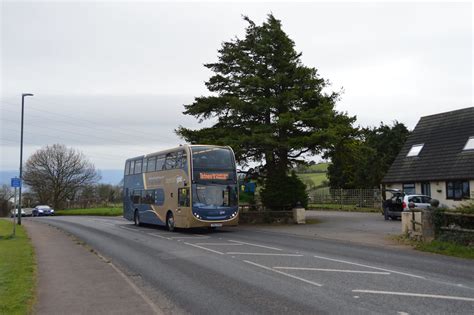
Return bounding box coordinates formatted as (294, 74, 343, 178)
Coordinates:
(24, 220, 163, 315)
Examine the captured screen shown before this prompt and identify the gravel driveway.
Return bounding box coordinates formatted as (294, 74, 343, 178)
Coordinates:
(240, 210, 404, 248)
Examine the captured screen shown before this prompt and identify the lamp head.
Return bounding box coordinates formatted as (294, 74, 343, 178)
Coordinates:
(22, 93, 34, 97)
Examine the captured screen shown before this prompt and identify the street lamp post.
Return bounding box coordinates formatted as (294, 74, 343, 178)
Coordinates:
(18, 93, 34, 225)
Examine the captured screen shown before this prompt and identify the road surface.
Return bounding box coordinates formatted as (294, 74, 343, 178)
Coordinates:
(31, 216, 474, 314)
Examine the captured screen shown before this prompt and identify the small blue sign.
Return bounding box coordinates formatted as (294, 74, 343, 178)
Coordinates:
(11, 178, 21, 188)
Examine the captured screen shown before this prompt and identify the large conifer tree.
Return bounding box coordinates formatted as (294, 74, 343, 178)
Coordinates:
(177, 15, 354, 209)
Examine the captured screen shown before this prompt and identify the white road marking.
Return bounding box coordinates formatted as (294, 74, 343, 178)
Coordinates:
(147, 233, 171, 240)
(397, 312, 409, 315)
(273, 267, 390, 275)
(195, 243, 243, 246)
(244, 260, 323, 287)
(227, 252, 303, 256)
(94, 252, 164, 314)
(313, 255, 425, 279)
(352, 290, 474, 302)
(228, 240, 282, 251)
(119, 226, 145, 233)
(170, 236, 210, 239)
(185, 243, 224, 255)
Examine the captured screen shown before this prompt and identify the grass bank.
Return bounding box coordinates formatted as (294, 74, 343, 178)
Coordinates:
(56, 207, 122, 216)
(393, 235, 474, 259)
(0, 219, 36, 314)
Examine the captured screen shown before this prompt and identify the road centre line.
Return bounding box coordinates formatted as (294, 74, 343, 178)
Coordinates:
(195, 243, 243, 246)
(147, 233, 172, 240)
(119, 226, 144, 233)
(244, 260, 323, 287)
(227, 252, 303, 256)
(313, 255, 426, 279)
(228, 240, 282, 251)
(185, 243, 224, 255)
(352, 290, 474, 302)
(170, 236, 210, 239)
(273, 267, 390, 275)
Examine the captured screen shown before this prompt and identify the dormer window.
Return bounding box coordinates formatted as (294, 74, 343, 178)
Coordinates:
(463, 136, 474, 151)
(407, 144, 424, 157)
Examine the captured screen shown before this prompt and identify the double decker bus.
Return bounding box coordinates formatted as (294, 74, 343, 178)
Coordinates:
(123, 144, 239, 231)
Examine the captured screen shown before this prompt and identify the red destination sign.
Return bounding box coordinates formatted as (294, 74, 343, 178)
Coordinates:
(199, 172, 229, 180)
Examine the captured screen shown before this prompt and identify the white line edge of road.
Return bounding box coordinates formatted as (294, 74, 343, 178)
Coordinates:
(273, 267, 391, 275)
(352, 290, 474, 302)
(95, 252, 164, 315)
(313, 255, 426, 279)
(195, 243, 243, 246)
(227, 252, 304, 256)
(228, 240, 283, 251)
(244, 260, 323, 287)
(185, 242, 225, 255)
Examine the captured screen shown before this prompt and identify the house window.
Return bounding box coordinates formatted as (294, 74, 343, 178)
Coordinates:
(463, 136, 474, 151)
(407, 144, 424, 157)
(403, 183, 416, 195)
(421, 182, 431, 196)
(446, 180, 470, 200)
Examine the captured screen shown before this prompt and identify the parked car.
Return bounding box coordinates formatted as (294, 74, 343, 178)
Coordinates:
(382, 190, 432, 220)
(32, 205, 55, 216)
(10, 208, 26, 217)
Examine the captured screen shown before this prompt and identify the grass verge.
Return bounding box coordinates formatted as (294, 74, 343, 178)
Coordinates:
(393, 235, 474, 259)
(0, 219, 36, 314)
(56, 207, 122, 216)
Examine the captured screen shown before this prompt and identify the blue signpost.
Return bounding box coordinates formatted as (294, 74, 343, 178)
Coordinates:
(10, 177, 20, 236)
(11, 177, 21, 188)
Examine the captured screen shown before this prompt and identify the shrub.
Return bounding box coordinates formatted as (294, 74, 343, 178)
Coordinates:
(260, 171, 308, 210)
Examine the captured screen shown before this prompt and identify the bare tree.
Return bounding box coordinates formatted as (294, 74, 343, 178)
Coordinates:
(23, 144, 100, 209)
(0, 184, 15, 217)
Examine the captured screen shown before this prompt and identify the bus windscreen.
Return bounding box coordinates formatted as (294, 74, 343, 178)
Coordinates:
(191, 147, 234, 170)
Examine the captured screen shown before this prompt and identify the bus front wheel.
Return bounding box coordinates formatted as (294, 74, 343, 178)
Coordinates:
(166, 212, 175, 232)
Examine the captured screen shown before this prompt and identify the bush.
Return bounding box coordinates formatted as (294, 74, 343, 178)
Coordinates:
(260, 171, 308, 210)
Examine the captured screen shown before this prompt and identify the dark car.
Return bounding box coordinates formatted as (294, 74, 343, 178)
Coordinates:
(382, 190, 432, 220)
(32, 205, 55, 216)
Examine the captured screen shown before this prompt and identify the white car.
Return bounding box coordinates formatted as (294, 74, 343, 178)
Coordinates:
(383, 191, 432, 220)
(11, 208, 26, 217)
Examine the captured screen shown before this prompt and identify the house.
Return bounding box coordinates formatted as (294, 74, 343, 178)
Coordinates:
(382, 107, 474, 208)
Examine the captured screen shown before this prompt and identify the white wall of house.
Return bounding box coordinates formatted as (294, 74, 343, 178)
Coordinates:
(384, 180, 474, 209)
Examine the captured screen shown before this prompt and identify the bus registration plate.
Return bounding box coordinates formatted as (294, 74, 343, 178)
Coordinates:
(211, 223, 223, 227)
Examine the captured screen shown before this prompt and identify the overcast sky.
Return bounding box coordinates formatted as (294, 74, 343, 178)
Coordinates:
(1, 0, 472, 171)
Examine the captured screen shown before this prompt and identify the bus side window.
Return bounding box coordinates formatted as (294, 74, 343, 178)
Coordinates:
(165, 152, 177, 170)
(142, 159, 148, 173)
(156, 155, 165, 171)
(130, 160, 135, 174)
(135, 159, 143, 174)
(125, 161, 130, 175)
(147, 157, 156, 172)
(132, 190, 141, 204)
(178, 188, 190, 207)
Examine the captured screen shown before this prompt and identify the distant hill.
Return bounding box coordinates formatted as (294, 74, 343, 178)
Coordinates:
(295, 162, 329, 189)
(0, 169, 123, 186)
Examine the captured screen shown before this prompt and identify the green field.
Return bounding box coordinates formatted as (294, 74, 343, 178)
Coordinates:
(307, 163, 329, 172)
(56, 207, 122, 216)
(0, 220, 36, 314)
